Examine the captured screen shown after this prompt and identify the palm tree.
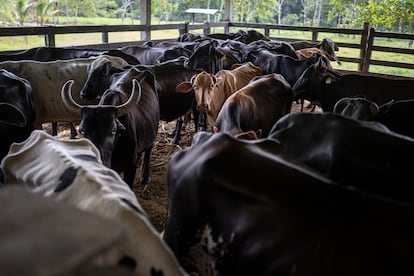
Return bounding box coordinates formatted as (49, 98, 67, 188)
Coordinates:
(34, 0, 57, 26)
(0, 0, 15, 24)
(15, 0, 36, 26)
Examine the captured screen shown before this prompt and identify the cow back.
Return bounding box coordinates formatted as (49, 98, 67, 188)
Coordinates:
(0, 57, 105, 127)
(165, 131, 414, 275)
(269, 112, 414, 199)
(208, 62, 263, 125)
(1, 130, 186, 276)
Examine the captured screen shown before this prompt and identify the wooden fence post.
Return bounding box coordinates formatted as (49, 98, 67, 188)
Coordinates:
(224, 21, 230, 34)
(140, 0, 151, 41)
(45, 26, 55, 46)
(362, 26, 375, 74)
(312, 31, 318, 41)
(203, 22, 211, 34)
(359, 22, 371, 72)
(102, 32, 109, 44)
(264, 27, 270, 37)
(179, 22, 189, 35)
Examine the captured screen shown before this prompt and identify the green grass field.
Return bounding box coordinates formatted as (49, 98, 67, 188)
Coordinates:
(1, 17, 413, 77)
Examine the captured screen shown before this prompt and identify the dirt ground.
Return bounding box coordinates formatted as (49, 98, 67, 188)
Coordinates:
(53, 101, 318, 233)
(132, 120, 195, 232)
(132, 101, 318, 233)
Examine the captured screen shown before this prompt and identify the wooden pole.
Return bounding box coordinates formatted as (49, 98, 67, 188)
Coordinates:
(140, 0, 151, 41)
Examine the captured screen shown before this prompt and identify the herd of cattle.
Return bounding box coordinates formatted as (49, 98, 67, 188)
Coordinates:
(1, 29, 414, 275)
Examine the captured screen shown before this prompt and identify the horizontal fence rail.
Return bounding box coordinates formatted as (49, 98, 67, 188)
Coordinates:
(0, 21, 413, 78)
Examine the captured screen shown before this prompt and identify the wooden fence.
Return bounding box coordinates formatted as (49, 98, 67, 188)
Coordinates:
(0, 21, 413, 78)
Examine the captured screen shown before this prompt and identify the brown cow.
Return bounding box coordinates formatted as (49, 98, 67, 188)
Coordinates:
(213, 73, 293, 139)
(176, 62, 263, 130)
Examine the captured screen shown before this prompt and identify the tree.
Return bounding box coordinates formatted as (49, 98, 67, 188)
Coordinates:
(34, 0, 57, 25)
(362, 0, 414, 32)
(0, 0, 15, 24)
(119, 0, 134, 24)
(276, 0, 286, 24)
(300, 0, 307, 25)
(154, 0, 178, 22)
(312, 0, 323, 26)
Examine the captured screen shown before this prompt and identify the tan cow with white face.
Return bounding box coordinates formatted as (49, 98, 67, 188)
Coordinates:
(176, 62, 263, 130)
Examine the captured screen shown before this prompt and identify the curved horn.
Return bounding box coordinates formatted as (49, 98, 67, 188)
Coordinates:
(370, 101, 379, 117)
(61, 80, 82, 115)
(117, 79, 142, 117)
(333, 97, 350, 114)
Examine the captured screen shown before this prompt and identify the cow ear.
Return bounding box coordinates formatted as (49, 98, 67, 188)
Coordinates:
(175, 82, 193, 93)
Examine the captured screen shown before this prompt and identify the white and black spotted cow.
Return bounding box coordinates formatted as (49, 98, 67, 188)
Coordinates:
(0, 130, 186, 276)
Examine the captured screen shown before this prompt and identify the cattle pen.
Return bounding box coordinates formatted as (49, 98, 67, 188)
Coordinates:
(1, 19, 414, 275)
(0, 21, 413, 79)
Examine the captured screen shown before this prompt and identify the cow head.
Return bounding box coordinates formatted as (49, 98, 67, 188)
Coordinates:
(176, 71, 217, 113)
(61, 79, 141, 167)
(0, 70, 35, 128)
(292, 55, 332, 103)
(80, 56, 128, 100)
(333, 97, 379, 121)
(320, 38, 341, 64)
(0, 69, 36, 161)
(184, 39, 225, 74)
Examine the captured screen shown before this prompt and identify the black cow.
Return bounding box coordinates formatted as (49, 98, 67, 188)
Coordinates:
(292, 60, 414, 112)
(0, 69, 35, 161)
(213, 73, 292, 139)
(218, 39, 298, 69)
(249, 39, 298, 58)
(269, 112, 414, 199)
(376, 99, 414, 138)
(334, 97, 414, 138)
(62, 68, 159, 187)
(155, 40, 199, 52)
(183, 37, 281, 73)
(333, 96, 379, 121)
(0, 46, 139, 64)
(290, 37, 339, 52)
(183, 39, 226, 74)
(120, 44, 193, 65)
(80, 57, 198, 145)
(164, 131, 414, 276)
(177, 29, 268, 44)
(248, 50, 331, 87)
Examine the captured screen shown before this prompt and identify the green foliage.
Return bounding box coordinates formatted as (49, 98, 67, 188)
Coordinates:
(1, 0, 414, 32)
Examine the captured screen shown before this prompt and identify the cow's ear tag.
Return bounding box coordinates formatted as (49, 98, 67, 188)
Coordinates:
(221, 55, 227, 61)
(325, 77, 332, 84)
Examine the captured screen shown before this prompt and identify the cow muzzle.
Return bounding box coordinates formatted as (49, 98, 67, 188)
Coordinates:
(197, 103, 209, 113)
